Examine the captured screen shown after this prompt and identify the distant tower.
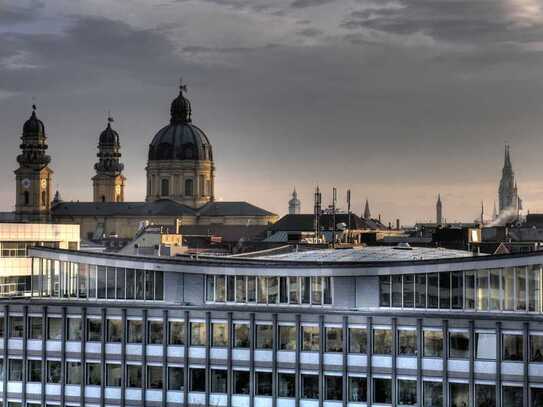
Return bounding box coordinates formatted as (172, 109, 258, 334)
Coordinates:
(15, 104, 53, 218)
(92, 115, 126, 203)
(498, 145, 518, 213)
(288, 187, 301, 215)
(363, 199, 371, 219)
(436, 194, 442, 224)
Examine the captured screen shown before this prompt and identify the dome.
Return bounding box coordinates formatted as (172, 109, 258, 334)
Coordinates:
(99, 121, 119, 145)
(23, 106, 45, 137)
(148, 83, 213, 161)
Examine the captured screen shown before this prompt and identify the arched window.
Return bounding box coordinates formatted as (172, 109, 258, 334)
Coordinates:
(24, 191, 29, 206)
(185, 179, 193, 197)
(161, 178, 170, 197)
(41, 191, 46, 206)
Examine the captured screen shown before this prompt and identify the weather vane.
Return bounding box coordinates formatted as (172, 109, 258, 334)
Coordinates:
(107, 109, 114, 123)
(31, 96, 36, 112)
(179, 77, 187, 93)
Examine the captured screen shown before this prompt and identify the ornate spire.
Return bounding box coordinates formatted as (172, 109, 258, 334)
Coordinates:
(95, 114, 123, 176)
(17, 103, 50, 170)
(170, 78, 192, 124)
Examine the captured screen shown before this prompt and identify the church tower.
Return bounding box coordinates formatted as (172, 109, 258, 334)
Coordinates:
(92, 116, 126, 203)
(498, 145, 518, 213)
(14, 104, 53, 218)
(436, 194, 442, 224)
(288, 187, 301, 214)
(363, 199, 371, 220)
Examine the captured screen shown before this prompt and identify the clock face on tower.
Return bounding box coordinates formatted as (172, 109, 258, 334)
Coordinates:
(41, 179, 47, 189)
(21, 178, 31, 190)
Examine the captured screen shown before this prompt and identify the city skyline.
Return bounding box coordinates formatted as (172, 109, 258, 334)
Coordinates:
(2, 0, 543, 224)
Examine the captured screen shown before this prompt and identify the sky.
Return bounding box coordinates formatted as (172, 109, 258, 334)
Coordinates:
(2, 0, 543, 225)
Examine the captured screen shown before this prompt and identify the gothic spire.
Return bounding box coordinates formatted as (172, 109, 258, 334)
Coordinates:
(363, 199, 371, 220)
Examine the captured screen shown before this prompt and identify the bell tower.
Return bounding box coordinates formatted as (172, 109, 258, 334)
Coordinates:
(92, 115, 126, 203)
(14, 104, 53, 219)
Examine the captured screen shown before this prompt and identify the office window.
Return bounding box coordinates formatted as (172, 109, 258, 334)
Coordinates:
(475, 332, 496, 360)
(48, 318, 62, 340)
(8, 359, 22, 381)
(302, 374, 319, 399)
(398, 379, 417, 406)
(289, 277, 299, 304)
(349, 328, 367, 353)
(326, 327, 343, 352)
(450, 383, 469, 407)
(227, 276, 235, 302)
(379, 276, 391, 307)
(147, 365, 163, 389)
(423, 381, 443, 407)
(427, 273, 439, 309)
(503, 386, 523, 407)
(489, 269, 501, 310)
(66, 362, 81, 385)
(116, 268, 125, 299)
(392, 274, 402, 307)
(148, 320, 163, 344)
(190, 368, 206, 392)
(168, 367, 184, 391)
(268, 277, 279, 304)
(279, 277, 288, 304)
(465, 271, 476, 309)
(247, 276, 256, 302)
(531, 335, 543, 362)
(206, 276, 215, 302)
(67, 318, 81, 341)
(97, 266, 106, 299)
(439, 272, 450, 309)
(311, 277, 322, 305)
(256, 325, 273, 349)
(256, 371, 273, 396)
(125, 269, 135, 299)
(528, 265, 541, 312)
(127, 320, 143, 343)
(107, 319, 122, 343)
(106, 267, 116, 299)
(325, 376, 343, 401)
(145, 271, 154, 301)
(424, 330, 443, 357)
(86, 363, 101, 385)
(27, 360, 41, 382)
(135, 269, 145, 300)
(373, 378, 392, 404)
(449, 332, 469, 359)
(503, 334, 524, 361)
(276, 373, 294, 398)
(533, 387, 543, 407)
(451, 271, 463, 309)
(398, 330, 417, 356)
(87, 319, 102, 342)
(475, 384, 495, 407)
(349, 377, 367, 402)
(415, 274, 426, 308)
(403, 274, 415, 307)
(212, 323, 228, 347)
(9, 317, 23, 338)
(516, 267, 527, 311)
(233, 371, 250, 395)
(503, 267, 515, 311)
(211, 369, 227, 393)
(373, 329, 392, 355)
(190, 322, 206, 346)
(279, 326, 296, 351)
(107, 364, 121, 387)
(302, 326, 320, 351)
(476, 270, 489, 311)
(257, 277, 267, 304)
(169, 321, 185, 345)
(127, 365, 142, 388)
(234, 324, 250, 348)
(215, 276, 225, 302)
(47, 361, 61, 383)
(29, 317, 42, 339)
(236, 276, 246, 303)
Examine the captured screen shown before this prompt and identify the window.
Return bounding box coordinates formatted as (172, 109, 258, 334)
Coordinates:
(227, 276, 235, 302)
(279, 277, 288, 303)
(490, 269, 500, 310)
(398, 330, 417, 356)
(216, 276, 225, 302)
(302, 374, 319, 399)
(29, 317, 42, 339)
(190, 368, 206, 392)
(278, 373, 295, 398)
(107, 319, 122, 343)
(236, 276, 246, 302)
(147, 365, 163, 389)
(234, 324, 250, 348)
(531, 335, 543, 362)
(325, 376, 343, 401)
(184, 178, 193, 196)
(169, 321, 185, 345)
(326, 327, 343, 352)
(423, 381, 443, 407)
(48, 318, 62, 340)
(392, 274, 402, 307)
(9, 316, 23, 338)
(349, 328, 367, 353)
(503, 334, 523, 361)
(247, 276, 256, 302)
(516, 267, 527, 311)
(233, 371, 250, 395)
(380, 276, 391, 305)
(449, 383, 469, 407)
(86, 363, 101, 385)
(302, 277, 311, 304)
(206, 276, 215, 302)
(403, 274, 415, 307)
(528, 265, 541, 312)
(477, 270, 489, 311)
(465, 271, 475, 309)
(135, 269, 145, 300)
(161, 178, 170, 197)
(427, 273, 439, 309)
(127, 365, 142, 388)
(128, 320, 143, 343)
(107, 364, 121, 387)
(439, 272, 450, 309)
(289, 277, 299, 304)
(349, 377, 367, 402)
(47, 361, 61, 383)
(373, 329, 392, 355)
(27, 360, 42, 382)
(126, 269, 135, 299)
(212, 323, 228, 347)
(475, 384, 495, 407)
(503, 267, 515, 311)
(256, 325, 273, 349)
(533, 387, 543, 407)
(449, 332, 469, 359)
(106, 267, 116, 299)
(415, 274, 426, 308)
(475, 332, 496, 360)
(424, 330, 443, 357)
(451, 271, 463, 309)
(168, 367, 184, 391)
(268, 277, 278, 304)
(191, 322, 206, 346)
(87, 319, 102, 342)
(211, 369, 227, 393)
(97, 266, 106, 298)
(148, 320, 163, 344)
(302, 326, 320, 351)
(373, 378, 392, 404)
(398, 379, 417, 406)
(66, 361, 81, 385)
(116, 268, 125, 299)
(503, 386, 523, 407)
(279, 325, 296, 351)
(256, 371, 273, 396)
(67, 318, 81, 341)
(8, 359, 22, 381)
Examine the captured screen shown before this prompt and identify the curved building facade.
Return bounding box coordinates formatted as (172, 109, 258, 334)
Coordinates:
(2, 246, 543, 406)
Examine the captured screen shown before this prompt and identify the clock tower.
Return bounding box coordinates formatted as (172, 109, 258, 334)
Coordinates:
(15, 105, 53, 219)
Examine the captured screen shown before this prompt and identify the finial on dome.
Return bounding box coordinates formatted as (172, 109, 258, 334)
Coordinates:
(179, 77, 187, 94)
(107, 110, 114, 126)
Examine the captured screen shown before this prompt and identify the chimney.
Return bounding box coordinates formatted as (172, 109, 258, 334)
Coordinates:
(388, 222, 392, 230)
(378, 214, 381, 222)
(396, 219, 400, 230)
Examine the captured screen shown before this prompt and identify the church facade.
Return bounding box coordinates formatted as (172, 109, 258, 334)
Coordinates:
(14, 83, 277, 240)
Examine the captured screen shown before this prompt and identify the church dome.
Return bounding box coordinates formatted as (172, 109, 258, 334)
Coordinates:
(99, 120, 119, 145)
(23, 105, 45, 137)
(148, 84, 213, 161)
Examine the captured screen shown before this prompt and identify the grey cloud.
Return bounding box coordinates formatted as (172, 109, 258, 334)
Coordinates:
(291, 0, 336, 8)
(0, 0, 43, 25)
(296, 27, 323, 37)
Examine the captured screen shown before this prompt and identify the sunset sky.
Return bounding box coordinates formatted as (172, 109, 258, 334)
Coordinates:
(2, 0, 543, 225)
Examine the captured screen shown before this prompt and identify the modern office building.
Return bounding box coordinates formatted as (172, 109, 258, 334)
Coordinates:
(0, 245, 542, 406)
